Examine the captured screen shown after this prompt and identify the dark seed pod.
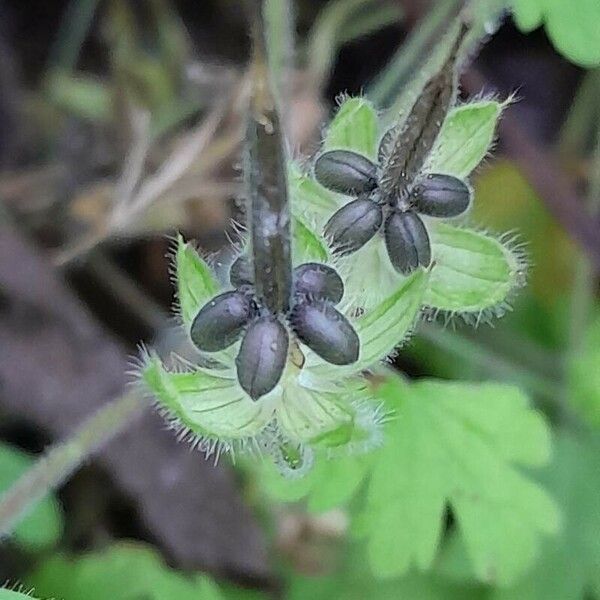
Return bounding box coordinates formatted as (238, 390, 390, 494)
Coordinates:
(236, 316, 289, 400)
(412, 173, 471, 217)
(293, 263, 344, 304)
(291, 299, 359, 365)
(314, 150, 378, 195)
(324, 197, 383, 255)
(190, 291, 253, 352)
(384, 211, 432, 275)
(229, 255, 253, 287)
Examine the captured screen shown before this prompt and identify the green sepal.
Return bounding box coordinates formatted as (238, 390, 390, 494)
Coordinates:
(174, 234, 219, 329)
(425, 222, 525, 316)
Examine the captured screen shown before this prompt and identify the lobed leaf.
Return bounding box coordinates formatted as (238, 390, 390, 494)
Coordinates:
(174, 234, 219, 329)
(0, 443, 63, 550)
(427, 100, 504, 179)
(323, 96, 379, 160)
(425, 223, 524, 316)
(359, 374, 558, 585)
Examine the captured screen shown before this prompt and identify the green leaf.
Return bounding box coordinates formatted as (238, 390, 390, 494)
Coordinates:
(567, 313, 600, 427)
(26, 541, 228, 600)
(428, 100, 504, 179)
(358, 374, 558, 586)
(512, 0, 600, 67)
(0, 443, 63, 550)
(175, 234, 219, 329)
(425, 223, 525, 316)
(323, 96, 379, 159)
(141, 353, 272, 441)
(0, 591, 41, 600)
(491, 433, 600, 599)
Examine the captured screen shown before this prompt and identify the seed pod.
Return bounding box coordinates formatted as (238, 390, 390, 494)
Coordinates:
(229, 255, 253, 287)
(324, 197, 383, 255)
(412, 173, 471, 217)
(291, 299, 359, 365)
(293, 262, 344, 304)
(314, 150, 378, 195)
(384, 211, 431, 275)
(190, 291, 253, 352)
(236, 316, 289, 400)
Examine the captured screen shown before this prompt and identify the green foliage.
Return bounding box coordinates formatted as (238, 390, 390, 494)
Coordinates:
(0, 591, 40, 600)
(0, 443, 63, 550)
(512, 0, 600, 67)
(27, 542, 233, 600)
(567, 313, 600, 427)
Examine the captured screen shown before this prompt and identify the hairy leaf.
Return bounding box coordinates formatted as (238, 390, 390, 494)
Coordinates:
(0, 443, 63, 550)
(359, 374, 558, 585)
(292, 216, 329, 264)
(174, 234, 219, 328)
(428, 100, 504, 179)
(425, 223, 524, 315)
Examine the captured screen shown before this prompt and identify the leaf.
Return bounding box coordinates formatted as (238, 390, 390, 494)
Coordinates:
(175, 234, 219, 329)
(141, 353, 272, 441)
(512, 0, 600, 67)
(567, 313, 600, 427)
(490, 433, 600, 599)
(358, 374, 559, 586)
(0, 591, 41, 600)
(323, 96, 379, 160)
(425, 223, 525, 315)
(428, 100, 504, 179)
(0, 443, 63, 550)
(26, 541, 228, 600)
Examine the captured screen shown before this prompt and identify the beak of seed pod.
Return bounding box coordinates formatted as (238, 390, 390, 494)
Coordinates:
(293, 263, 344, 304)
(314, 150, 378, 196)
(190, 291, 254, 352)
(412, 173, 471, 218)
(290, 299, 359, 365)
(324, 197, 384, 255)
(236, 315, 289, 400)
(384, 210, 432, 275)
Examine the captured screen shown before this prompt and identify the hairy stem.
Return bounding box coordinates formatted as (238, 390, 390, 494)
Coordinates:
(0, 391, 144, 540)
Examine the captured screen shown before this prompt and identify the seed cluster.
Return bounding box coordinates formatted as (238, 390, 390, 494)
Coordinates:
(315, 147, 471, 275)
(190, 257, 359, 400)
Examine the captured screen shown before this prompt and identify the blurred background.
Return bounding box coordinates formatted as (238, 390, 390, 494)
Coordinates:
(0, 0, 599, 598)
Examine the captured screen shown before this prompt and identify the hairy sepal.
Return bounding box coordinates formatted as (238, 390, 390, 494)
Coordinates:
(425, 222, 526, 318)
(426, 99, 505, 179)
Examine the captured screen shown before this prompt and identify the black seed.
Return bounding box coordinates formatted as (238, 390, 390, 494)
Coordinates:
(291, 299, 359, 365)
(236, 316, 289, 400)
(384, 211, 431, 275)
(314, 150, 378, 195)
(293, 263, 344, 304)
(413, 173, 471, 217)
(190, 291, 253, 352)
(229, 255, 253, 287)
(324, 197, 383, 255)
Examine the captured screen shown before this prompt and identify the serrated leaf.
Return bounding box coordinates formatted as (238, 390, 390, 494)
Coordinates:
(26, 541, 228, 600)
(359, 374, 558, 585)
(425, 223, 523, 315)
(323, 97, 379, 159)
(491, 433, 600, 599)
(512, 0, 600, 67)
(0, 443, 63, 550)
(292, 216, 329, 264)
(175, 234, 219, 328)
(567, 313, 600, 427)
(141, 354, 272, 441)
(0, 591, 41, 600)
(428, 100, 503, 179)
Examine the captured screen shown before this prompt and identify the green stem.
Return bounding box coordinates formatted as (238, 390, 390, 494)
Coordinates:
(0, 392, 144, 540)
